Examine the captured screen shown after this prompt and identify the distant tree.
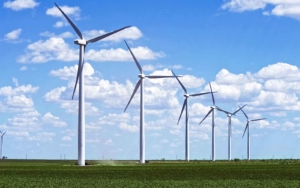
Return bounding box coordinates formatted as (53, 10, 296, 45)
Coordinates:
(234, 158, 240, 163)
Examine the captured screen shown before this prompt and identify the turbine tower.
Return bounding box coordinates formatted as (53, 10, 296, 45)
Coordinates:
(199, 82, 219, 161)
(216, 105, 246, 161)
(124, 40, 180, 164)
(55, 3, 130, 166)
(240, 107, 266, 161)
(0, 131, 7, 159)
(172, 70, 213, 162)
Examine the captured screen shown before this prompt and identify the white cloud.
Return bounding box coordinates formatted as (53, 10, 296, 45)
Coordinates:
(61, 136, 72, 141)
(20, 66, 28, 71)
(255, 62, 300, 80)
(54, 21, 64, 28)
(46, 5, 81, 18)
(0, 84, 38, 96)
(104, 139, 114, 145)
(143, 64, 155, 71)
(170, 64, 183, 70)
(49, 63, 94, 80)
(59, 102, 101, 116)
(18, 37, 164, 63)
(4, 0, 39, 11)
(4, 29, 22, 41)
(29, 132, 55, 141)
(83, 26, 142, 42)
(118, 122, 138, 132)
(12, 78, 19, 87)
(44, 87, 67, 102)
(42, 112, 67, 127)
(5, 95, 34, 108)
(40, 31, 74, 39)
(222, 1, 300, 20)
(221, 0, 266, 12)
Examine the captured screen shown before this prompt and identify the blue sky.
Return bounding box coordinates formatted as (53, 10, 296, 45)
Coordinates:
(1, 0, 300, 160)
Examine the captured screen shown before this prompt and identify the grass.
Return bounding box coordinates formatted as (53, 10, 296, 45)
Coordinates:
(0, 159, 300, 187)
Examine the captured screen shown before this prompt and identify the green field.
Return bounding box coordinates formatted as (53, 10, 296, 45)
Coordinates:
(0, 159, 300, 187)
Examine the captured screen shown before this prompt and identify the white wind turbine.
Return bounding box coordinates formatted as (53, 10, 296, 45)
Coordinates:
(0, 131, 7, 159)
(172, 70, 214, 162)
(124, 40, 181, 164)
(216, 104, 246, 161)
(240, 107, 266, 161)
(55, 3, 130, 166)
(198, 82, 219, 161)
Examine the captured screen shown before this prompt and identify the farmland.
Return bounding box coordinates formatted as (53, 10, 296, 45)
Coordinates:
(0, 160, 300, 187)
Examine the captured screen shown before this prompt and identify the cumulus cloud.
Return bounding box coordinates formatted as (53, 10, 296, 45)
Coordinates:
(49, 63, 94, 80)
(0, 84, 38, 96)
(118, 122, 139, 132)
(42, 112, 67, 127)
(29, 132, 55, 141)
(46, 5, 81, 27)
(83, 26, 142, 42)
(4, 0, 39, 11)
(18, 37, 164, 63)
(40, 31, 74, 39)
(4, 29, 22, 41)
(46, 5, 81, 18)
(222, 0, 300, 20)
(61, 136, 72, 141)
(20, 66, 28, 71)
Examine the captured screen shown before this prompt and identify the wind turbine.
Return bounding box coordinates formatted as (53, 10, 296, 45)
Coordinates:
(55, 3, 130, 166)
(240, 107, 266, 161)
(0, 131, 7, 160)
(172, 70, 214, 162)
(216, 104, 247, 161)
(124, 40, 181, 164)
(199, 82, 219, 161)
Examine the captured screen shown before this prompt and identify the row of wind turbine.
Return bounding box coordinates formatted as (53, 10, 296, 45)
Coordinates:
(55, 2, 268, 164)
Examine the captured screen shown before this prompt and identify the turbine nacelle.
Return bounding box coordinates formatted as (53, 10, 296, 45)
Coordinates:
(74, 39, 87, 45)
(211, 106, 217, 109)
(184, 94, 190, 98)
(228, 114, 232, 117)
(138, 74, 146, 78)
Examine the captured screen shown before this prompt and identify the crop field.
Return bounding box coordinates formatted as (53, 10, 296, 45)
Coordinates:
(0, 159, 300, 187)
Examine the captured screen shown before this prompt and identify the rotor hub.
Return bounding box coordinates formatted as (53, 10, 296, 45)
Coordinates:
(228, 114, 232, 117)
(212, 106, 216, 109)
(74, 39, 87, 45)
(184, 94, 190, 97)
(138, 74, 145, 78)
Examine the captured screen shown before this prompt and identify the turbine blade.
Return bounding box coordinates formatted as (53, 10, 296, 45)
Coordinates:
(2, 131, 6, 136)
(232, 104, 247, 115)
(146, 75, 180, 79)
(171, 70, 187, 94)
(242, 122, 249, 138)
(209, 82, 215, 106)
(87, 26, 130, 43)
(124, 79, 142, 112)
(189, 91, 216, 97)
(72, 46, 86, 99)
(216, 107, 230, 114)
(124, 40, 143, 74)
(199, 109, 213, 125)
(251, 118, 267, 122)
(54, 3, 83, 39)
(239, 106, 248, 119)
(177, 98, 187, 125)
